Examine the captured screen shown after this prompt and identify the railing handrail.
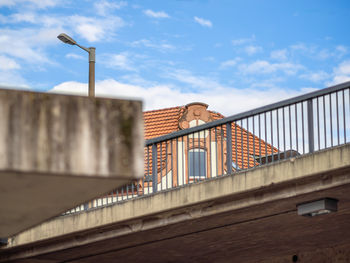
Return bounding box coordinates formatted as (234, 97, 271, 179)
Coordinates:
(146, 81, 350, 146)
(65, 81, 350, 215)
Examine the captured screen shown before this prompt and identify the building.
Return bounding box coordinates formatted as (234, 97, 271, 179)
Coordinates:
(79, 102, 278, 210)
(141, 102, 277, 193)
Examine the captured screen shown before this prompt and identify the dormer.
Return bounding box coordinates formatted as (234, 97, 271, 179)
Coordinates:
(179, 102, 213, 130)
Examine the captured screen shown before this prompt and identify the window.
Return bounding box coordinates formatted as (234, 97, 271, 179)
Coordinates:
(232, 162, 240, 171)
(189, 149, 207, 179)
(189, 119, 205, 128)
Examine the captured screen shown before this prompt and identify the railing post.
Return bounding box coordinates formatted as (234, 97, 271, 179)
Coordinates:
(152, 144, 158, 193)
(226, 123, 233, 174)
(307, 99, 314, 153)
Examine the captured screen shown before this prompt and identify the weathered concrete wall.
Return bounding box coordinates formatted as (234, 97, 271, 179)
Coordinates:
(0, 89, 144, 238)
(0, 89, 144, 178)
(7, 144, 350, 248)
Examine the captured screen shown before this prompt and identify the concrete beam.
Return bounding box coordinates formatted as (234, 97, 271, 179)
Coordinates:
(0, 89, 143, 237)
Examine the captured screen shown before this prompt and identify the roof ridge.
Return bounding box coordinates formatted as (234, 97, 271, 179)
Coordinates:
(144, 105, 184, 114)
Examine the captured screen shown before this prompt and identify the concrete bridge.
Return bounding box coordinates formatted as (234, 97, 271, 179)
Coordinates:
(1, 143, 350, 262)
(1, 82, 350, 262)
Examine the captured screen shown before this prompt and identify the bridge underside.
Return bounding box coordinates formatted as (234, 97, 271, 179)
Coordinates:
(2, 145, 350, 262)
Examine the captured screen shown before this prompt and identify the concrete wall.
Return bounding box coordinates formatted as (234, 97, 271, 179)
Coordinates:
(0, 89, 144, 237)
(0, 89, 144, 178)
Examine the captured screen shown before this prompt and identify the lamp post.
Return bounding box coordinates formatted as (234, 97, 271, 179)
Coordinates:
(57, 33, 96, 97)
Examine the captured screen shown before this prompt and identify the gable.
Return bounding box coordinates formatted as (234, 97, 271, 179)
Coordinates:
(143, 102, 277, 181)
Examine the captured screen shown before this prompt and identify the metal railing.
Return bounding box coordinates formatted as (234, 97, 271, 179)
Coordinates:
(65, 81, 350, 214)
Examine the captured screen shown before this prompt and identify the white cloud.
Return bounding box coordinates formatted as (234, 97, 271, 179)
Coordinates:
(270, 49, 288, 60)
(94, 0, 127, 16)
(3, 11, 125, 42)
(0, 11, 126, 72)
(50, 78, 315, 116)
(0, 0, 60, 9)
(65, 53, 84, 60)
(166, 69, 220, 90)
(317, 46, 347, 60)
(143, 9, 169, 19)
(203, 56, 215, 62)
(239, 60, 304, 75)
(290, 43, 322, 58)
(3, 12, 63, 28)
(103, 52, 136, 71)
(317, 49, 332, 60)
(330, 75, 350, 85)
(0, 14, 7, 23)
(220, 59, 239, 69)
(10, 12, 37, 23)
(0, 28, 59, 64)
(328, 60, 350, 85)
(69, 15, 124, 42)
(291, 43, 330, 60)
(336, 45, 347, 54)
(289, 43, 348, 60)
(0, 0, 14, 7)
(131, 39, 175, 52)
(194, 16, 212, 28)
(244, 45, 262, 55)
(119, 73, 156, 86)
(0, 55, 20, 70)
(334, 60, 350, 75)
(249, 77, 285, 89)
(0, 71, 28, 87)
(231, 35, 255, 46)
(75, 23, 103, 42)
(6, 12, 64, 27)
(2, 12, 125, 42)
(290, 43, 309, 51)
(300, 71, 330, 83)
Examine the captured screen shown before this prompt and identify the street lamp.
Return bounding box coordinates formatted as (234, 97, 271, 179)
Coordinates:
(57, 33, 96, 97)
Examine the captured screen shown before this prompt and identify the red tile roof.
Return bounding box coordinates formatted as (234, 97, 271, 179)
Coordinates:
(143, 104, 276, 173)
(144, 106, 225, 140)
(144, 106, 184, 140)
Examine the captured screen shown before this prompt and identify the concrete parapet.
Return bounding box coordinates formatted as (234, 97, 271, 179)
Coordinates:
(0, 89, 143, 237)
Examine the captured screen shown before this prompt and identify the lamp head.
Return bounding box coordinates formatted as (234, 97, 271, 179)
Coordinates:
(57, 33, 76, 45)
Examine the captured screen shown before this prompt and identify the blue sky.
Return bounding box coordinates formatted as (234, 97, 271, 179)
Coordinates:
(0, 0, 350, 115)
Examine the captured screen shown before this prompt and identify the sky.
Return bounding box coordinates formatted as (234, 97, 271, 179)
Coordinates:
(0, 0, 350, 116)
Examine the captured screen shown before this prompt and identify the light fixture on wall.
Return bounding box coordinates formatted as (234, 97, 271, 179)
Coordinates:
(0, 238, 7, 246)
(297, 198, 338, 217)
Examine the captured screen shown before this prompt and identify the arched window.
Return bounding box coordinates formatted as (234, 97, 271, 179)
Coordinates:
(189, 148, 207, 180)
